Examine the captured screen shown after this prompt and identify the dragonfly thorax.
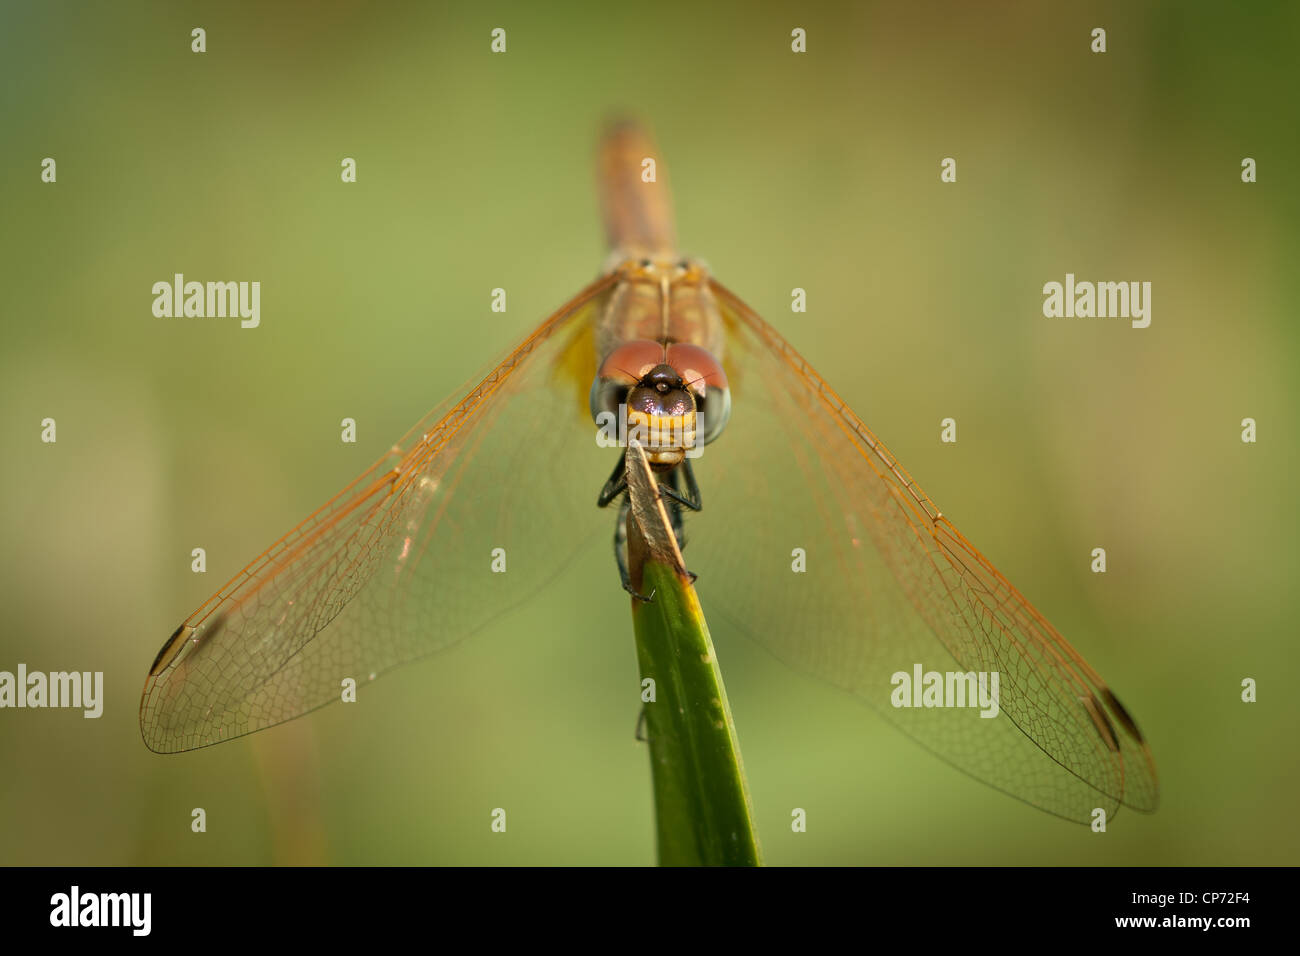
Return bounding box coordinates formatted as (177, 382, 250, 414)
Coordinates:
(606, 255, 708, 285)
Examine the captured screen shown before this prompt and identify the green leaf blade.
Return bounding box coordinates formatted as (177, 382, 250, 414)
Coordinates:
(625, 440, 761, 866)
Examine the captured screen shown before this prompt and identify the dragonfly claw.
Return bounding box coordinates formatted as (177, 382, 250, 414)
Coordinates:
(623, 582, 656, 603)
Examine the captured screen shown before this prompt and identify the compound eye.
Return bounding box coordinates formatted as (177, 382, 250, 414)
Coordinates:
(590, 340, 665, 423)
(696, 382, 731, 444)
(589, 376, 624, 426)
(665, 343, 731, 444)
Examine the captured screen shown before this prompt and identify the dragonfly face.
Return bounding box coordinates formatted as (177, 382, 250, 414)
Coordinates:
(592, 354, 698, 467)
(589, 339, 732, 469)
(140, 122, 1157, 830)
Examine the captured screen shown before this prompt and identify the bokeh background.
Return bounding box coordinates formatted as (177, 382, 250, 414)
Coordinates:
(1, 0, 1296, 865)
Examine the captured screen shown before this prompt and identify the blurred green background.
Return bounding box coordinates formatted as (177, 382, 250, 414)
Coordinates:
(1, 0, 1296, 865)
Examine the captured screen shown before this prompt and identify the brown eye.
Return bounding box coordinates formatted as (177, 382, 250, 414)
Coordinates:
(590, 341, 665, 424)
(665, 344, 731, 444)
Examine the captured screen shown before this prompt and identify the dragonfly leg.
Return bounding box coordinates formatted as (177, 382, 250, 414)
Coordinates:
(635, 705, 649, 742)
(660, 469, 699, 585)
(597, 451, 628, 508)
(614, 497, 656, 603)
(657, 458, 701, 512)
(604, 454, 697, 593)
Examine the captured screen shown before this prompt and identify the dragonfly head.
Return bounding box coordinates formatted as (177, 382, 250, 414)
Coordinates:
(591, 340, 731, 467)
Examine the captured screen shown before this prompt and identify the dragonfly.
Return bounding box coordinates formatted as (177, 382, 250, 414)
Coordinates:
(141, 121, 1158, 825)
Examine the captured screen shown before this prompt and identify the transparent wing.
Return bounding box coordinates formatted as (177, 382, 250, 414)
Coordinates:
(140, 275, 618, 753)
(691, 279, 1158, 822)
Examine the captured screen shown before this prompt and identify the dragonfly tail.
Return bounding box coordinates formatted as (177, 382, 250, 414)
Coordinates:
(597, 118, 677, 259)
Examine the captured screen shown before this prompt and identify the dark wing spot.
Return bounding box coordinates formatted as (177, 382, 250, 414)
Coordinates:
(1081, 691, 1121, 753)
(1103, 688, 1146, 744)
